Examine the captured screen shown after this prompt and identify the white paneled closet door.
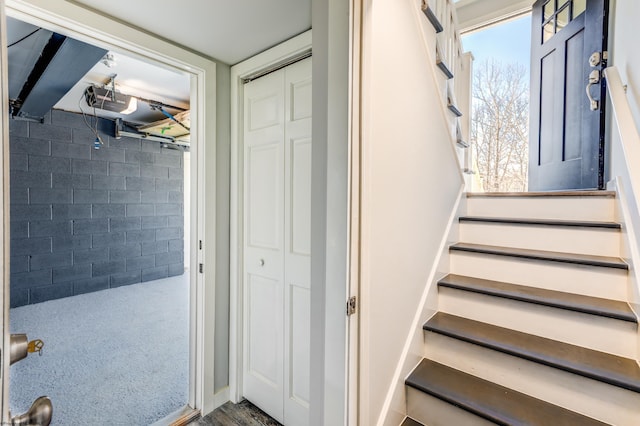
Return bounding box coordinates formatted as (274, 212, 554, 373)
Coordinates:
(243, 57, 311, 426)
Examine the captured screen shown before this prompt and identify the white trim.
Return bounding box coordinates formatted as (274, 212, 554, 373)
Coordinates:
(228, 29, 312, 404)
(3, 0, 217, 417)
(347, 0, 362, 423)
(213, 386, 231, 410)
(455, 0, 532, 34)
(0, 0, 10, 422)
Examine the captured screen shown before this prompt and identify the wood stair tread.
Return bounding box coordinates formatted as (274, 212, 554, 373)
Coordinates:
(459, 216, 621, 229)
(406, 359, 607, 425)
(424, 312, 640, 392)
(436, 59, 454, 79)
(400, 417, 423, 426)
(438, 274, 636, 322)
(450, 242, 628, 270)
(466, 191, 616, 198)
(421, 3, 443, 33)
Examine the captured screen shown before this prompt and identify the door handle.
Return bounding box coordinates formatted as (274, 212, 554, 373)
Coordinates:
(11, 396, 53, 426)
(586, 70, 600, 111)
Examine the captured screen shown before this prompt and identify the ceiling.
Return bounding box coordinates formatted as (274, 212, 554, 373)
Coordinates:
(6, 0, 312, 129)
(7, 16, 190, 125)
(67, 0, 313, 65)
(455, 0, 533, 33)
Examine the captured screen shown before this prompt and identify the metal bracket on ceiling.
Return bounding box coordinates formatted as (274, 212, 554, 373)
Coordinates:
(108, 74, 117, 101)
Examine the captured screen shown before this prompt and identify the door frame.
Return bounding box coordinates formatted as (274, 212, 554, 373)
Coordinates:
(0, 0, 217, 419)
(1, 0, 10, 422)
(228, 29, 312, 405)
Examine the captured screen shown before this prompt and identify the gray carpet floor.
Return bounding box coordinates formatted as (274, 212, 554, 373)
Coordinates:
(9, 274, 189, 426)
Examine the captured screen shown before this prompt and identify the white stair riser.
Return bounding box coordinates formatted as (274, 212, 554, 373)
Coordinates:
(459, 222, 621, 257)
(450, 252, 628, 301)
(466, 197, 615, 221)
(406, 386, 495, 426)
(438, 287, 637, 358)
(424, 333, 640, 425)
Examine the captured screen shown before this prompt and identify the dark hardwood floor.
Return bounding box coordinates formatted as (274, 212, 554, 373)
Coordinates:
(191, 400, 281, 426)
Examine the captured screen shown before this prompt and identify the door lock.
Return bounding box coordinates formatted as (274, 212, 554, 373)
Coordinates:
(586, 70, 601, 111)
(589, 51, 601, 67)
(10, 334, 44, 365)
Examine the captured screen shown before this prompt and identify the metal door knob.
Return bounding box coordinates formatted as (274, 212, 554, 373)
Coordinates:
(12, 396, 53, 426)
(259, 259, 265, 266)
(10, 334, 28, 365)
(10, 334, 44, 365)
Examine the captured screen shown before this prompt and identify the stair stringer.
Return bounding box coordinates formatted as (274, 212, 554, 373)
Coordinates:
(378, 187, 465, 426)
(611, 178, 640, 361)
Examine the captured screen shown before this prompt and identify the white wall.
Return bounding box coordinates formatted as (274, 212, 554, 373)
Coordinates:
(359, 0, 464, 424)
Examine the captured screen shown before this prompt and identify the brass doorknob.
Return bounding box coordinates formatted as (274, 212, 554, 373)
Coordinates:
(11, 396, 53, 426)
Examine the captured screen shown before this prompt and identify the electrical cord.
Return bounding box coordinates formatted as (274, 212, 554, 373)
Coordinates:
(8, 28, 41, 48)
(78, 92, 104, 147)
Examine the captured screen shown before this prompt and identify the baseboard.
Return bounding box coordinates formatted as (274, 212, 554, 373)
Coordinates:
(214, 387, 230, 410)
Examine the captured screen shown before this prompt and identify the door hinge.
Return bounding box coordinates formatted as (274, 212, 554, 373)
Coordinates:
(199, 263, 204, 273)
(603, 50, 608, 62)
(199, 240, 203, 250)
(346, 296, 357, 316)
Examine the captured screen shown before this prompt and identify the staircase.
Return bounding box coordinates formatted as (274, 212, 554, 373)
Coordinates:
(402, 191, 640, 425)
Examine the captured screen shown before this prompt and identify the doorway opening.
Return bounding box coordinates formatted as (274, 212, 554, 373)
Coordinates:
(462, 13, 532, 192)
(6, 15, 193, 425)
(460, 0, 609, 192)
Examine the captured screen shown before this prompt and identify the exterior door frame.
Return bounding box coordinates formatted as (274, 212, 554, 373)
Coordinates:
(0, 0, 217, 419)
(229, 29, 312, 406)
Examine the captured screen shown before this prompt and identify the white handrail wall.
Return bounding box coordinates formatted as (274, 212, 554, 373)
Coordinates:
(603, 66, 640, 358)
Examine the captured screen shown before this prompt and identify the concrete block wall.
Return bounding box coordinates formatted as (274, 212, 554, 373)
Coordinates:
(9, 109, 184, 307)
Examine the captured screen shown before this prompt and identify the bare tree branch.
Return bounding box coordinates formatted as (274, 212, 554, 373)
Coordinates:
(472, 59, 529, 192)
